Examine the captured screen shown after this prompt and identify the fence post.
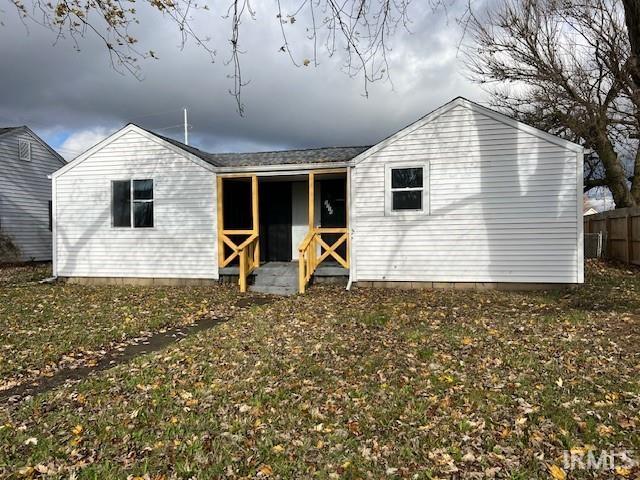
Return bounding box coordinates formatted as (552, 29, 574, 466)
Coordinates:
(598, 231, 603, 258)
(604, 216, 611, 259)
(627, 214, 633, 265)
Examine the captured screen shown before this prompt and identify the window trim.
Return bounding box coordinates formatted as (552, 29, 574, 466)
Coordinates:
(384, 162, 430, 216)
(132, 179, 154, 228)
(111, 178, 155, 229)
(19, 140, 31, 162)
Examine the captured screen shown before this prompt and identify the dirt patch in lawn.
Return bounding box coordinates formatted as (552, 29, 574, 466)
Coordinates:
(1, 295, 276, 404)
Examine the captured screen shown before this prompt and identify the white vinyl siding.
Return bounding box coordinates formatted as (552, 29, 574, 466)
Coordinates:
(19, 140, 31, 161)
(0, 130, 63, 261)
(54, 130, 218, 279)
(352, 104, 581, 283)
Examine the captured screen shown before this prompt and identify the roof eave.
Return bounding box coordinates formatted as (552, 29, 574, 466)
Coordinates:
(216, 160, 353, 174)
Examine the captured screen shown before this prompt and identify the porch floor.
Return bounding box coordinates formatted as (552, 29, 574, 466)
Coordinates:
(219, 261, 349, 278)
(220, 261, 348, 295)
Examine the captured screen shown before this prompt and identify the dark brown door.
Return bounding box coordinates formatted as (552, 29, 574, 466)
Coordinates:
(259, 182, 292, 262)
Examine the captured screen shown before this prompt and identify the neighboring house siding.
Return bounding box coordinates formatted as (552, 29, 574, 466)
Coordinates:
(55, 130, 218, 279)
(0, 130, 62, 261)
(353, 104, 581, 283)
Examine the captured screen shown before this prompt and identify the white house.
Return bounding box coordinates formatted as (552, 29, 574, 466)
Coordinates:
(50, 97, 584, 293)
(584, 207, 598, 216)
(0, 126, 66, 262)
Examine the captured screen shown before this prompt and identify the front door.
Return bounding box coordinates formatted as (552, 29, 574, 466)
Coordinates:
(259, 182, 292, 262)
(320, 178, 347, 260)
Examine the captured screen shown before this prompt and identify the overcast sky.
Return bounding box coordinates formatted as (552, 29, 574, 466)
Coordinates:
(0, 0, 486, 160)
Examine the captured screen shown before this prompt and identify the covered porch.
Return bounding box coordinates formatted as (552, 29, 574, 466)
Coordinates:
(217, 168, 350, 293)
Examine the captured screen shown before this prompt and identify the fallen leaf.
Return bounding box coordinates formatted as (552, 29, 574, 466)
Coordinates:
(548, 464, 566, 480)
(258, 464, 273, 477)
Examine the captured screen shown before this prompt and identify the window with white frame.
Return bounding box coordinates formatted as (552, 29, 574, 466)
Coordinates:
(112, 179, 154, 228)
(386, 163, 429, 215)
(19, 140, 31, 161)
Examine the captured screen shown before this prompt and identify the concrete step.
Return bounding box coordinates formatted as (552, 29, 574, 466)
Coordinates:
(249, 284, 297, 296)
(249, 261, 298, 295)
(253, 275, 298, 287)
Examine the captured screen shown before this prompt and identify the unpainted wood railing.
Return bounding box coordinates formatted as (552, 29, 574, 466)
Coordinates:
(220, 230, 260, 292)
(298, 227, 349, 293)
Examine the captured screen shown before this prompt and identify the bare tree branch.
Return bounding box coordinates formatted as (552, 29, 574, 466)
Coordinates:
(2, 0, 436, 115)
(463, 0, 640, 208)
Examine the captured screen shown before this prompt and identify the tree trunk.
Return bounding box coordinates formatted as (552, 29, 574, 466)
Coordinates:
(622, 0, 640, 90)
(593, 132, 637, 207)
(631, 147, 640, 204)
(622, 0, 640, 205)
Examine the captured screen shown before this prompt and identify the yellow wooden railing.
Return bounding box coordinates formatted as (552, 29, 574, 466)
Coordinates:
(298, 227, 349, 293)
(217, 175, 260, 293)
(238, 234, 259, 292)
(220, 230, 260, 292)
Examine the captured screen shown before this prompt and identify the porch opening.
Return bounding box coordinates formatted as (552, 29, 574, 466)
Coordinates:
(217, 170, 349, 293)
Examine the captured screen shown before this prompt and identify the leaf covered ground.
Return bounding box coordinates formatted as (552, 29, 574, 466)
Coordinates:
(1, 261, 639, 479)
(0, 264, 242, 391)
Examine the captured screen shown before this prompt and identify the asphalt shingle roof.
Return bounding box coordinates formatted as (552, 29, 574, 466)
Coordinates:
(145, 127, 370, 168)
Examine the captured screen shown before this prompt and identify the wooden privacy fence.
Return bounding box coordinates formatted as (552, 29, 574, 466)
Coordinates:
(584, 207, 640, 266)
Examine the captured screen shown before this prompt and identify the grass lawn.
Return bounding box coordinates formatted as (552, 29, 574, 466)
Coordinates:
(1, 261, 639, 478)
(0, 264, 242, 389)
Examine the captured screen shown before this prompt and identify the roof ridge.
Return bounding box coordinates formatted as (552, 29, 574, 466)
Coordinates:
(208, 144, 372, 156)
(132, 122, 370, 157)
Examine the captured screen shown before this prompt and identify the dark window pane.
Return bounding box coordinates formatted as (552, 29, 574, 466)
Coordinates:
(134, 202, 153, 227)
(392, 168, 423, 189)
(393, 191, 422, 210)
(112, 181, 131, 227)
(133, 179, 153, 200)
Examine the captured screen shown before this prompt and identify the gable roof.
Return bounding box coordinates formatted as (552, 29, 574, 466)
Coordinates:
(0, 125, 66, 165)
(53, 96, 583, 178)
(54, 122, 368, 179)
(144, 127, 369, 168)
(51, 124, 219, 178)
(352, 97, 583, 164)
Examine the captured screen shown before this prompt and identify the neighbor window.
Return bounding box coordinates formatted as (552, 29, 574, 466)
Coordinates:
(112, 179, 154, 228)
(386, 164, 429, 214)
(19, 140, 31, 161)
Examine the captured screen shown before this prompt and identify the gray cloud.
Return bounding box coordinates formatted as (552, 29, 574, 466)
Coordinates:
(0, 0, 486, 157)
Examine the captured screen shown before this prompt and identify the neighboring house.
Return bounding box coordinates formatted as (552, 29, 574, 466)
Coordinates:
(50, 97, 584, 293)
(0, 126, 66, 262)
(584, 207, 598, 216)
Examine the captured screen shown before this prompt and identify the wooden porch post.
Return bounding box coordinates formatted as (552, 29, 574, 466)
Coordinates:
(308, 172, 315, 230)
(345, 167, 350, 266)
(252, 175, 260, 264)
(216, 176, 224, 266)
